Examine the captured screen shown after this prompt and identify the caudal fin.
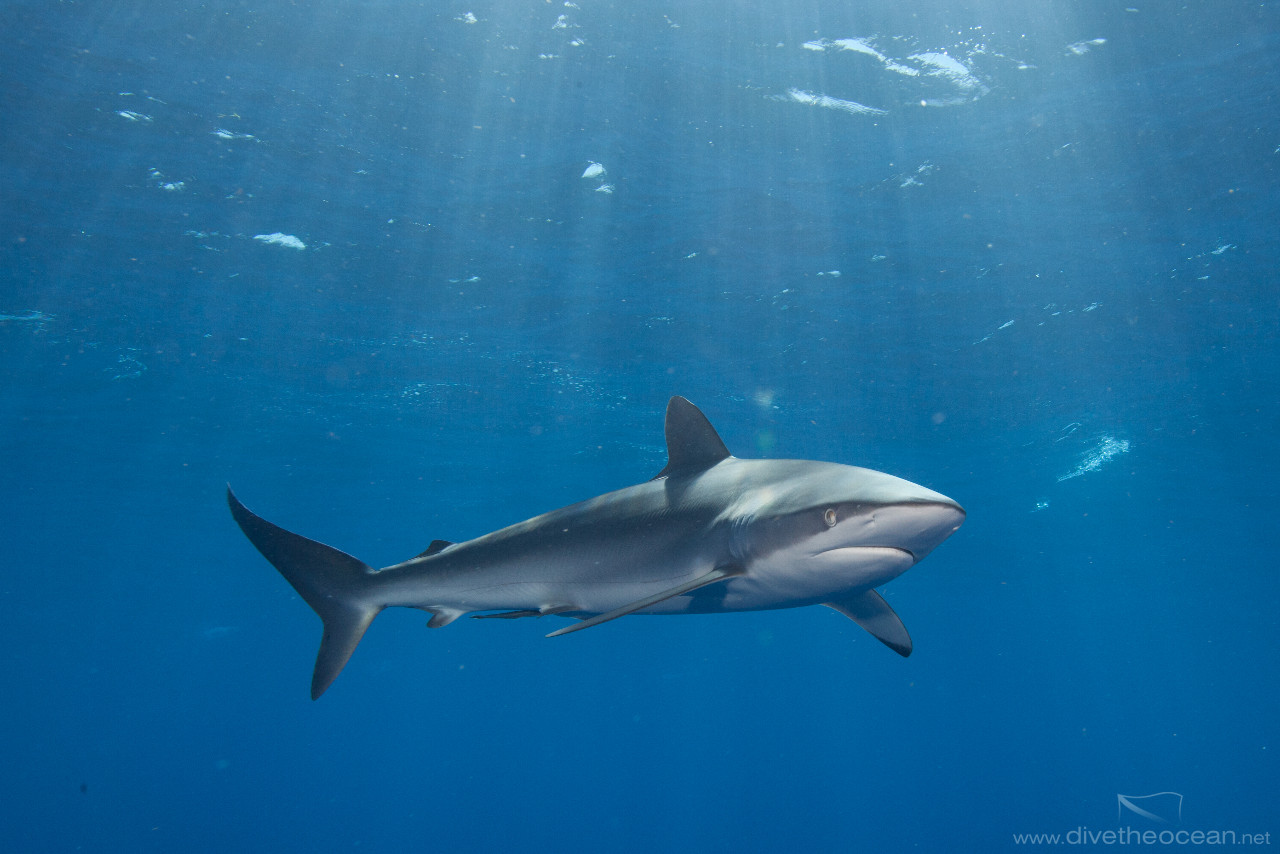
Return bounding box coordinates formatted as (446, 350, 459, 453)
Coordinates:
(227, 487, 382, 699)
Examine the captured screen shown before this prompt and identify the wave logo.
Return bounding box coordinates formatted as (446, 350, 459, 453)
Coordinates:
(1117, 792, 1183, 824)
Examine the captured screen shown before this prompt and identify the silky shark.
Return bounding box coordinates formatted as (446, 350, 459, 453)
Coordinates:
(228, 397, 964, 699)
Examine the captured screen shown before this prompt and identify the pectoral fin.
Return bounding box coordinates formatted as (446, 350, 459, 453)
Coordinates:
(546, 565, 743, 638)
(823, 589, 912, 657)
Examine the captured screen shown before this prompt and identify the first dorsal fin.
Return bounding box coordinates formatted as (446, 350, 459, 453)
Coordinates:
(653, 396, 731, 480)
(416, 539, 455, 558)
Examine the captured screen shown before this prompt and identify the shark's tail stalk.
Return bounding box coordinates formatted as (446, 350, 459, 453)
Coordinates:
(227, 487, 382, 699)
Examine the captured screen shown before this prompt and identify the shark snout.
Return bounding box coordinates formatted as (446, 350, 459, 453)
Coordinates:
(902, 498, 965, 561)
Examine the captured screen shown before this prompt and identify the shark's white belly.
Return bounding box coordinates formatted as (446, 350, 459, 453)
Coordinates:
(636, 546, 916, 615)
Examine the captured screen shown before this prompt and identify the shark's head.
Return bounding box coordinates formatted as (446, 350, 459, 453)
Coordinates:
(728, 459, 965, 601)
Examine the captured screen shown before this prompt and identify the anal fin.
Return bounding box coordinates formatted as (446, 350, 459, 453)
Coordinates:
(546, 565, 742, 638)
(426, 606, 466, 628)
(823, 589, 912, 657)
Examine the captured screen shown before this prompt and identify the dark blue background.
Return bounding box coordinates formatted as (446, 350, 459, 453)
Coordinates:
(2, 1, 1276, 850)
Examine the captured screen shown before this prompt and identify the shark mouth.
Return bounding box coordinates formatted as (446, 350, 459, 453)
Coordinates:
(812, 545, 917, 564)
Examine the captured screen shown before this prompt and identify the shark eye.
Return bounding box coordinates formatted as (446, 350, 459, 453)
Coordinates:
(823, 508, 838, 527)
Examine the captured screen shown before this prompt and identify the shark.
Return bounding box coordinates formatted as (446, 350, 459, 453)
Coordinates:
(228, 396, 964, 699)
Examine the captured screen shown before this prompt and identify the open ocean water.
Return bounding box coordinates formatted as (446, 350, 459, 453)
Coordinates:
(2, 1, 1277, 851)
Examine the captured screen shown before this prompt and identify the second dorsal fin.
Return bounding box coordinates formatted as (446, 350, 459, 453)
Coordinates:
(653, 396, 731, 480)
(416, 539, 455, 558)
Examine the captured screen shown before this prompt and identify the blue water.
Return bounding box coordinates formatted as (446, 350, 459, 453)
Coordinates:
(3, 0, 1277, 850)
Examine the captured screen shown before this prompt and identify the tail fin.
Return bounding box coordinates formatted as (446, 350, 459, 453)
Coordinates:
(227, 487, 382, 699)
